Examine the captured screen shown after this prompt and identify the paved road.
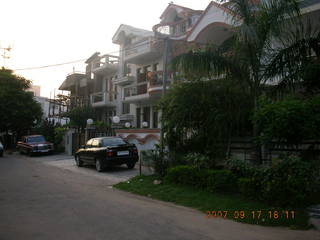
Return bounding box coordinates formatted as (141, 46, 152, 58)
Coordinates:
(0, 153, 319, 240)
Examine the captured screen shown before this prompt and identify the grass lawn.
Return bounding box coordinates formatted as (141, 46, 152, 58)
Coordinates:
(114, 175, 311, 230)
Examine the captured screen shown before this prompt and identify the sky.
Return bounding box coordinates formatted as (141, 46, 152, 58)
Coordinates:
(1, 0, 209, 98)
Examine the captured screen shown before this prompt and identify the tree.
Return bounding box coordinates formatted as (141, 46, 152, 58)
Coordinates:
(172, 0, 319, 162)
(63, 105, 94, 131)
(254, 96, 320, 148)
(159, 79, 252, 161)
(0, 68, 43, 136)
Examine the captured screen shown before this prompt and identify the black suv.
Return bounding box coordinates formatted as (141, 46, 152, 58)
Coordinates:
(75, 137, 139, 172)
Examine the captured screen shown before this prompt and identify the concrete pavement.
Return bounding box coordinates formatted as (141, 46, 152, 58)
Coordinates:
(0, 153, 319, 240)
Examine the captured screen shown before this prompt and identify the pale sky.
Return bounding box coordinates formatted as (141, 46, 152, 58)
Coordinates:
(1, 0, 209, 97)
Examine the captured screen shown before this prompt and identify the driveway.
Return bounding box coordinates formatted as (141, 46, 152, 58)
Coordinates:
(18, 152, 152, 185)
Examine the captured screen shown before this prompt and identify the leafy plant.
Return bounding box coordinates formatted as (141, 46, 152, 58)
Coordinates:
(184, 152, 214, 169)
(0, 68, 43, 135)
(159, 80, 251, 162)
(63, 106, 94, 131)
(261, 154, 318, 207)
(254, 96, 320, 148)
(165, 165, 237, 192)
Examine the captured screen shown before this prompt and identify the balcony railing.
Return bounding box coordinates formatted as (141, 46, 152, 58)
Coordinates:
(124, 37, 161, 63)
(91, 92, 105, 104)
(123, 71, 171, 100)
(153, 19, 194, 39)
(92, 54, 119, 73)
(90, 91, 117, 107)
(123, 82, 148, 98)
(147, 71, 164, 87)
(113, 75, 135, 86)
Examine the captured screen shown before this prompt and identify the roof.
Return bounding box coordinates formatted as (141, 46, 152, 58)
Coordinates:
(112, 24, 154, 44)
(159, 3, 202, 19)
(186, 1, 236, 41)
(85, 52, 100, 64)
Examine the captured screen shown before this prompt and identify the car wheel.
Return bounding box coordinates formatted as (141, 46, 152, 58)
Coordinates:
(127, 162, 135, 169)
(95, 159, 104, 172)
(75, 155, 83, 167)
(0, 151, 3, 157)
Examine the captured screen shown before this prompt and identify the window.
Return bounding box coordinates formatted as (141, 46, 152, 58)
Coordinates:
(27, 136, 45, 143)
(126, 64, 131, 76)
(102, 138, 126, 147)
(136, 108, 141, 128)
(122, 103, 130, 114)
(188, 18, 192, 27)
(86, 139, 93, 147)
(114, 85, 118, 100)
(143, 65, 151, 73)
(143, 107, 150, 127)
(91, 139, 100, 147)
(180, 23, 186, 33)
(153, 111, 158, 128)
(152, 63, 158, 72)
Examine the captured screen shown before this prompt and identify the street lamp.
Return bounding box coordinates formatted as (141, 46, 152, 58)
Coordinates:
(112, 116, 120, 124)
(87, 118, 94, 126)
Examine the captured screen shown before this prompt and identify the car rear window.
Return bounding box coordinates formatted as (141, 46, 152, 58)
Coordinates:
(27, 136, 46, 143)
(102, 138, 126, 147)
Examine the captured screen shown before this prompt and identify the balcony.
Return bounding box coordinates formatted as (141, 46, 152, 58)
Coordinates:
(147, 71, 169, 93)
(153, 19, 194, 40)
(120, 114, 134, 122)
(90, 91, 116, 108)
(113, 75, 135, 86)
(91, 54, 119, 75)
(59, 72, 86, 91)
(124, 37, 162, 64)
(122, 71, 171, 104)
(123, 82, 149, 103)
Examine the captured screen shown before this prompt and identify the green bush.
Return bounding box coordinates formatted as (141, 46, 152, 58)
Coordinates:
(261, 155, 317, 207)
(165, 165, 200, 186)
(238, 178, 257, 198)
(165, 165, 237, 192)
(184, 152, 214, 169)
(206, 169, 237, 192)
(226, 158, 258, 178)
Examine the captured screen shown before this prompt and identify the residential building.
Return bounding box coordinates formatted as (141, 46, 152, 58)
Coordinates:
(27, 85, 41, 97)
(34, 96, 68, 125)
(60, 1, 320, 152)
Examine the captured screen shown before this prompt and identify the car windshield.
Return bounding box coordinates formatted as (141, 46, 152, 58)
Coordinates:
(102, 138, 126, 147)
(27, 136, 46, 143)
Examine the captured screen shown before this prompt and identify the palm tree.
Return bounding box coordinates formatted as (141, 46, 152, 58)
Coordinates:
(172, 0, 320, 163)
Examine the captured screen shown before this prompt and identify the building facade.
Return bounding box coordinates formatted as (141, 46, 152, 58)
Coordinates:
(59, 1, 320, 152)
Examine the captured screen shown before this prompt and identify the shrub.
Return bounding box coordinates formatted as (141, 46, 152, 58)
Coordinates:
(165, 165, 200, 186)
(261, 155, 317, 207)
(226, 158, 258, 178)
(238, 178, 257, 199)
(165, 166, 237, 192)
(184, 152, 214, 169)
(141, 145, 171, 177)
(206, 169, 237, 192)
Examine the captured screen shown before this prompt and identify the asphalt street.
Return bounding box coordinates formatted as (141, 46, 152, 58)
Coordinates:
(0, 153, 319, 240)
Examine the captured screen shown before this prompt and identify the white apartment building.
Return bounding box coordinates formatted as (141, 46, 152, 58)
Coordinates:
(60, 1, 320, 152)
